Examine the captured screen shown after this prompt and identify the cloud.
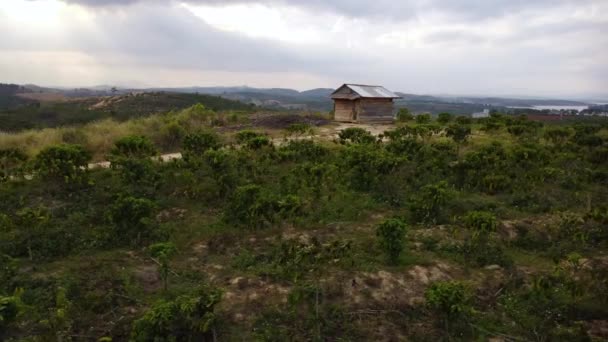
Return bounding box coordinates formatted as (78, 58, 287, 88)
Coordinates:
(5, 0, 607, 97)
(57, 0, 600, 22)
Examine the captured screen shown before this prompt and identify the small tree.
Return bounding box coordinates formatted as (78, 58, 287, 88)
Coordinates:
(376, 218, 407, 264)
(15, 207, 50, 260)
(425, 281, 472, 336)
(33, 144, 91, 184)
(437, 112, 453, 125)
(396, 108, 413, 122)
(446, 124, 471, 146)
(149, 242, 177, 291)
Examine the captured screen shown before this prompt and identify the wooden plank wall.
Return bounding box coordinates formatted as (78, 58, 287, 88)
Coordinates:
(334, 99, 355, 122)
(357, 99, 394, 122)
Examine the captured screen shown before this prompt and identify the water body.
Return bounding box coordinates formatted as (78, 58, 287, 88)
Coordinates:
(508, 105, 588, 111)
(532, 105, 588, 111)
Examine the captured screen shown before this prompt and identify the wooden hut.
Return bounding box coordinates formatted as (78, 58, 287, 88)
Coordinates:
(331, 84, 401, 123)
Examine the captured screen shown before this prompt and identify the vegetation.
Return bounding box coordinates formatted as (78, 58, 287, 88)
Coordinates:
(0, 109, 607, 340)
(0, 91, 254, 132)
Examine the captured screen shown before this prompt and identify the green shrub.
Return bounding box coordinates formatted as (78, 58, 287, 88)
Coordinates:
(0, 148, 27, 182)
(148, 242, 177, 291)
(107, 196, 157, 245)
(182, 131, 221, 160)
(463, 211, 497, 238)
(33, 144, 91, 184)
(109, 136, 160, 188)
(376, 218, 407, 264)
(425, 281, 472, 335)
(415, 113, 432, 124)
(0, 294, 21, 334)
(446, 124, 471, 145)
(235, 130, 265, 144)
(225, 185, 276, 229)
(396, 108, 413, 122)
(544, 127, 572, 145)
(437, 112, 453, 125)
(455, 116, 472, 125)
(409, 181, 453, 224)
(109, 135, 157, 159)
(130, 286, 222, 342)
(338, 127, 376, 144)
(277, 140, 329, 162)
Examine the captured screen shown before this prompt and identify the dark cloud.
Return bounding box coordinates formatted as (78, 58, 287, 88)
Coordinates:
(5, 2, 370, 76)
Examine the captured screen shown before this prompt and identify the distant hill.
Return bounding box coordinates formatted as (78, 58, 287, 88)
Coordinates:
(0, 91, 254, 132)
(1, 82, 597, 124)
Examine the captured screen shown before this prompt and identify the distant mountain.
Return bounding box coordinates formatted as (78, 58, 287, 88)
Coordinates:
(299, 88, 334, 98)
(2, 82, 597, 113)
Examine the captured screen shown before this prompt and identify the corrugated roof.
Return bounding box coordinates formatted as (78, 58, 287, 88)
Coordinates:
(331, 84, 401, 99)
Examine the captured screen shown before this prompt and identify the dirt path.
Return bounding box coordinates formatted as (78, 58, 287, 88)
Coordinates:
(87, 122, 395, 169)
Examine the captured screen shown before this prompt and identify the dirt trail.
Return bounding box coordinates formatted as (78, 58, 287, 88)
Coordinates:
(87, 122, 395, 169)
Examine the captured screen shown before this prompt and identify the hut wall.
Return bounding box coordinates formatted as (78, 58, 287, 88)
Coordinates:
(356, 98, 395, 122)
(334, 99, 355, 122)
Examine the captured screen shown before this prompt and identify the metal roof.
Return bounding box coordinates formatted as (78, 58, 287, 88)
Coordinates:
(331, 84, 401, 99)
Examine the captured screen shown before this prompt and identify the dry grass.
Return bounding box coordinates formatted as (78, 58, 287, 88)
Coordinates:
(0, 106, 226, 161)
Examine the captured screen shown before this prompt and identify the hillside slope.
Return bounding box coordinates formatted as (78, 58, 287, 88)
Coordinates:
(0, 91, 254, 132)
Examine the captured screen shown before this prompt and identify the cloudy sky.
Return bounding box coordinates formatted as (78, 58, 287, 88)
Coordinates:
(1, 0, 606, 98)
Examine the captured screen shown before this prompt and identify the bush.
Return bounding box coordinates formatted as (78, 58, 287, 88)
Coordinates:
(109, 135, 157, 159)
(0, 148, 27, 182)
(437, 112, 453, 125)
(109, 136, 160, 188)
(446, 124, 471, 145)
(0, 294, 20, 334)
(455, 116, 472, 125)
(396, 108, 413, 122)
(235, 130, 265, 144)
(225, 185, 276, 229)
(409, 181, 453, 225)
(182, 131, 221, 160)
(338, 127, 376, 144)
(544, 127, 571, 145)
(33, 144, 91, 184)
(415, 113, 432, 124)
(277, 140, 329, 162)
(425, 281, 472, 335)
(376, 218, 407, 264)
(130, 286, 222, 342)
(463, 211, 497, 238)
(107, 196, 157, 245)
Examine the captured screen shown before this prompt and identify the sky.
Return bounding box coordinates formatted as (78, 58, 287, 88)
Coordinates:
(1, 0, 607, 98)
